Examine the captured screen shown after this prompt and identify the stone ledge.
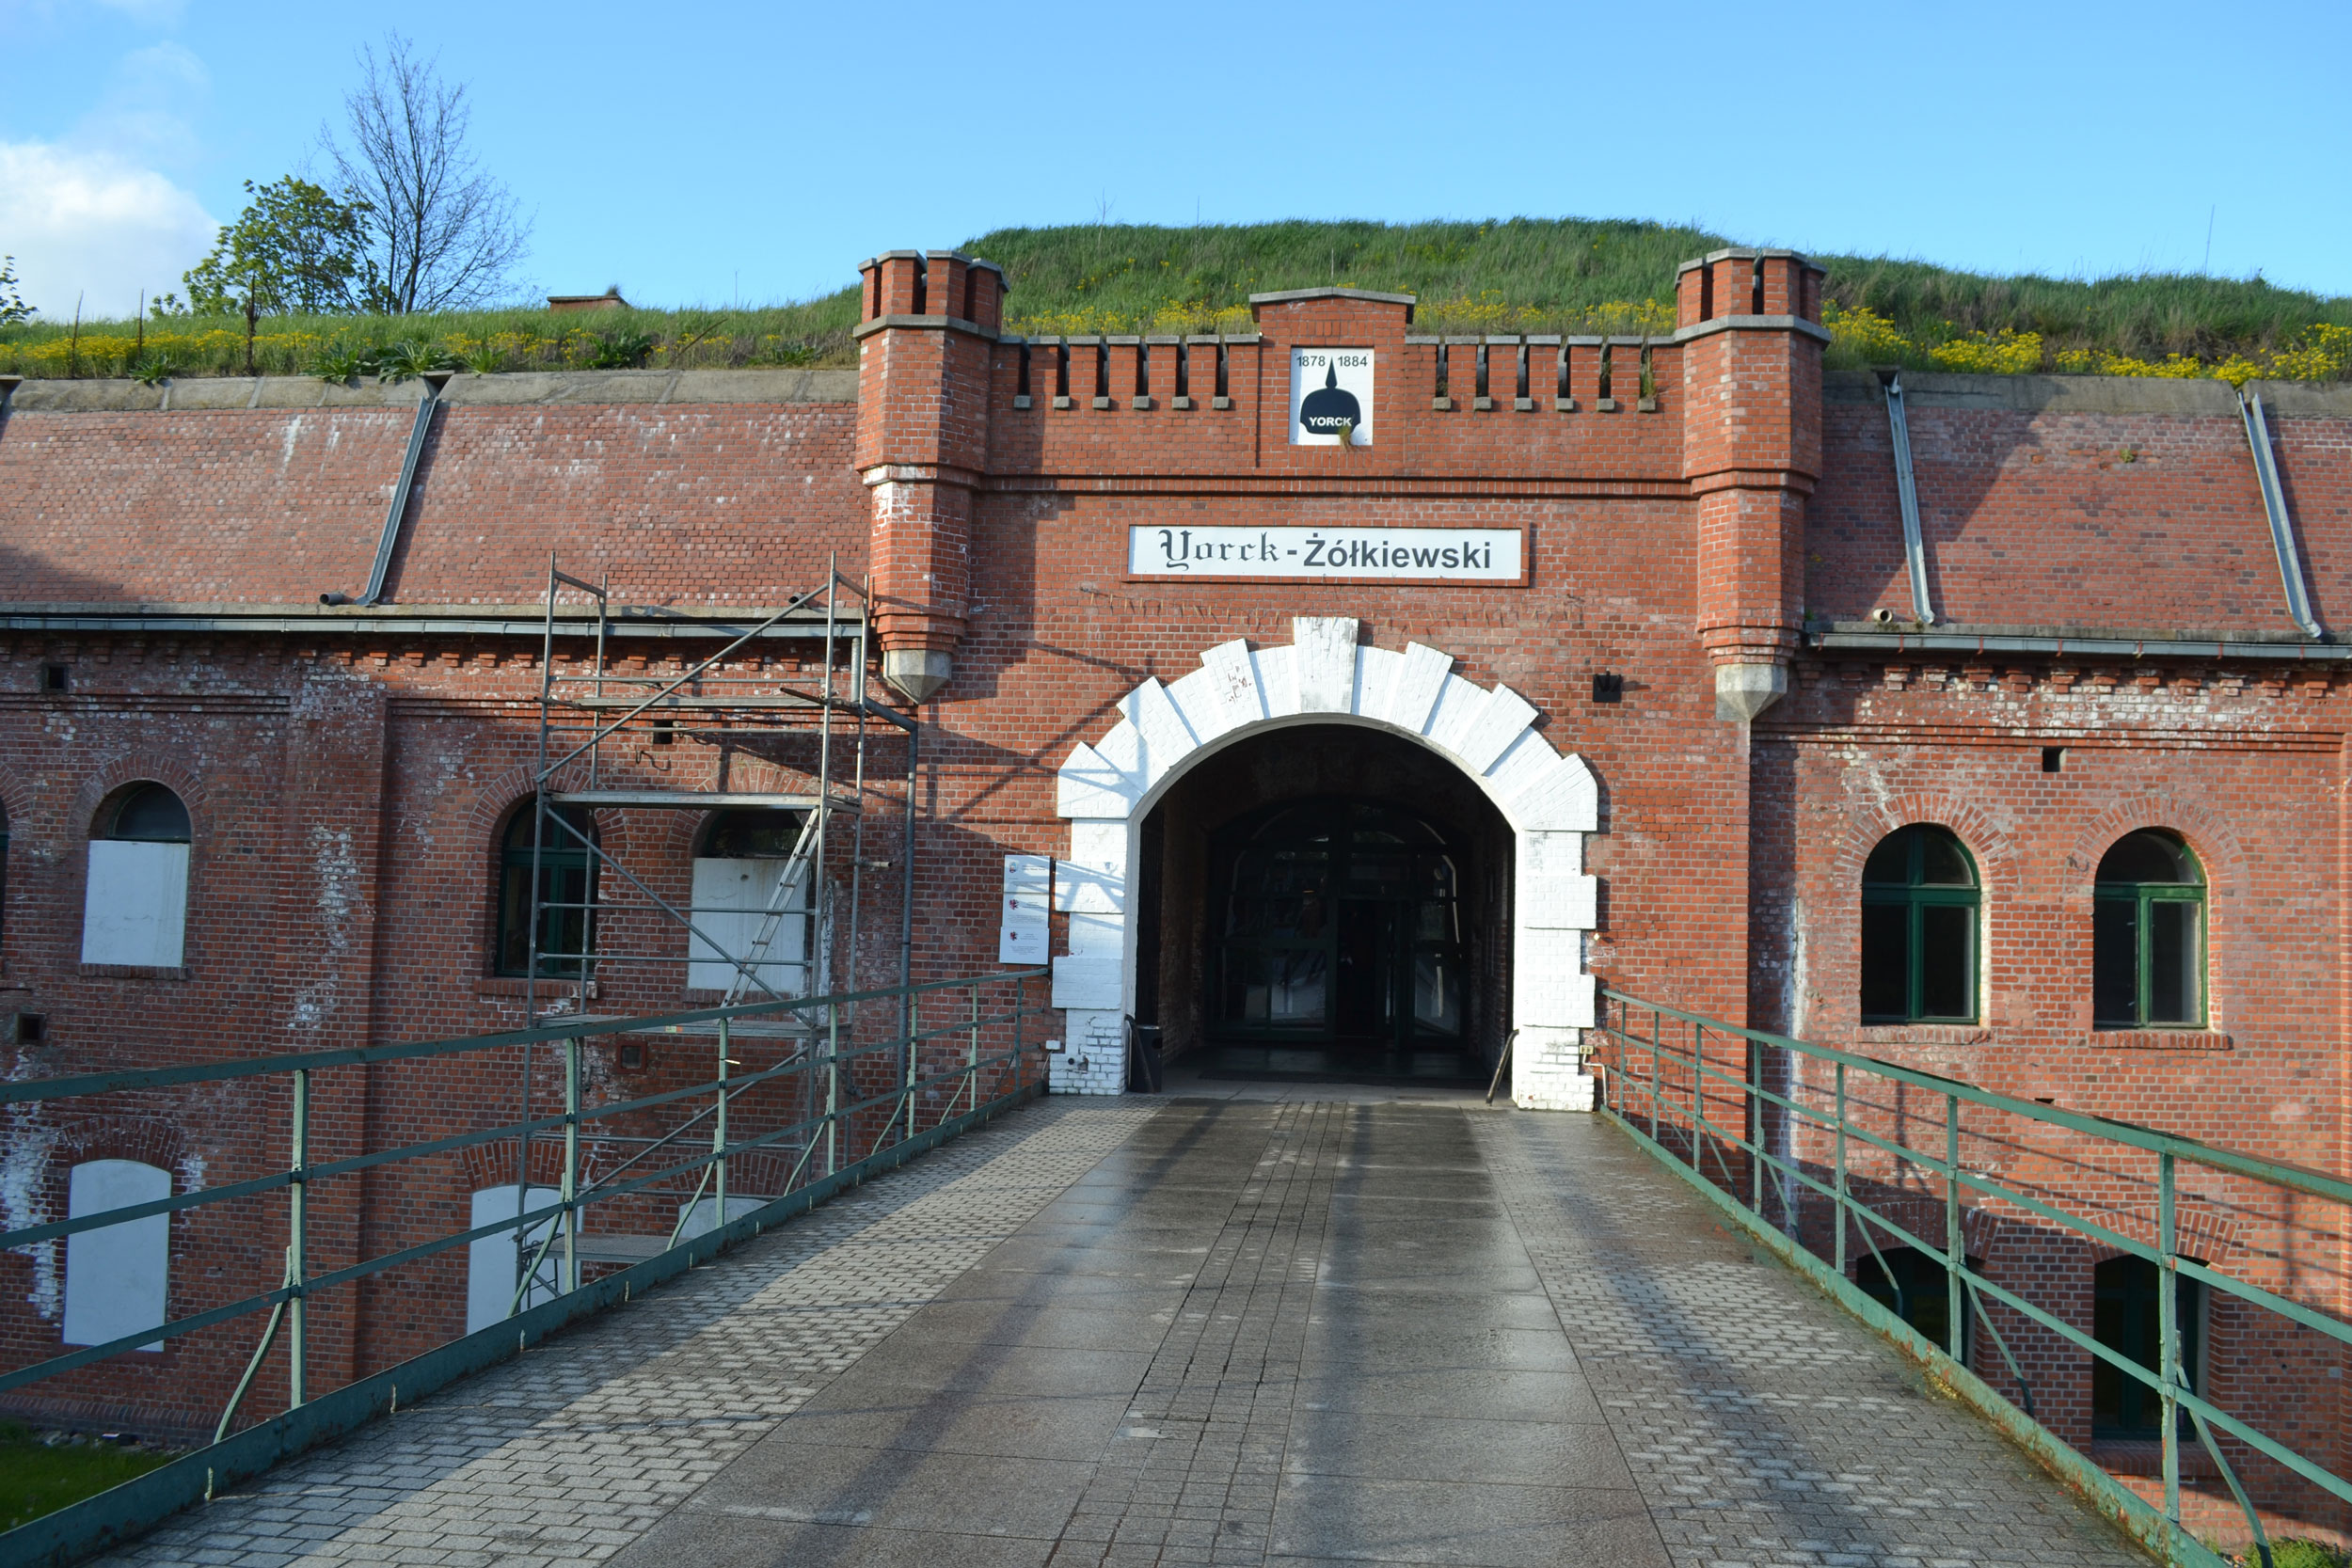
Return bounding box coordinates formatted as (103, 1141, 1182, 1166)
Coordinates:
(1852, 1023, 1993, 1046)
(1824, 368, 2352, 418)
(473, 976, 598, 1000)
(2, 367, 859, 412)
(2077, 1029, 2233, 1052)
(78, 963, 189, 980)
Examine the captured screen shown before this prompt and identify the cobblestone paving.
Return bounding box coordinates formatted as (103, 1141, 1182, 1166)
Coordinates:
(1474, 1112, 2148, 1568)
(103, 1101, 1163, 1568)
(103, 1100, 2153, 1568)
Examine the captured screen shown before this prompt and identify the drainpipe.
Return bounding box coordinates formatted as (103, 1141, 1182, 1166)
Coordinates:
(1877, 369, 1935, 626)
(322, 370, 453, 606)
(2238, 389, 2325, 641)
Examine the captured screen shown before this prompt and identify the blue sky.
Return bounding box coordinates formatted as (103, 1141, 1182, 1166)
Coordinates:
(5, 0, 2349, 319)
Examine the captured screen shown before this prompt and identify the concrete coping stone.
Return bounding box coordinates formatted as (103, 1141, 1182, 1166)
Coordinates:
(1143, 335, 1182, 345)
(1105, 335, 1141, 345)
(1675, 246, 1819, 275)
(1672, 314, 1834, 345)
(1525, 335, 1563, 345)
(918, 248, 1007, 278)
(1485, 335, 1523, 345)
(1443, 336, 1482, 346)
(1403, 336, 1441, 345)
(1067, 336, 1104, 346)
(2, 367, 859, 412)
(1247, 285, 1419, 308)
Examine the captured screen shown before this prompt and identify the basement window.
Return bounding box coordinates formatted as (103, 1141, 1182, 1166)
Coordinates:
(1855, 1245, 1975, 1361)
(466, 1184, 561, 1334)
(63, 1160, 170, 1351)
(2092, 831, 2204, 1028)
(1859, 825, 1979, 1024)
(40, 665, 70, 692)
(2092, 1254, 2202, 1439)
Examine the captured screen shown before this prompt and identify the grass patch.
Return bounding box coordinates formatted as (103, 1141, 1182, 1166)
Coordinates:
(4, 217, 2346, 384)
(0, 295, 860, 382)
(0, 1421, 176, 1532)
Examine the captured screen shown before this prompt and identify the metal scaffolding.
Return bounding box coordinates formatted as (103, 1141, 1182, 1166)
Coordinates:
(515, 555, 919, 1249)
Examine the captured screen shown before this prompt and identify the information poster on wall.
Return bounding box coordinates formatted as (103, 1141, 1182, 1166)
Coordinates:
(1290, 347, 1375, 446)
(999, 854, 1052, 964)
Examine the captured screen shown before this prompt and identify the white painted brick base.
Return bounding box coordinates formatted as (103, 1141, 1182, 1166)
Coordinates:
(1050, 1008, 1128, 1095)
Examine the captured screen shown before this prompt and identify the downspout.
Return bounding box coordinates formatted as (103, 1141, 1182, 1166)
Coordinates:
(322, 370, 452, 607)
(1876, 369, 1935, 626)
(2238, 389, 2325, 641)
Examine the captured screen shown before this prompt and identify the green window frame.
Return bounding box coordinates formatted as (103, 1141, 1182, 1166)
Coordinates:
(495, 801, 598, 978)
(2092, 831, 2205, 1028)
(1859, 825, 1980, 1024)
(2092, 1253, 2202, 1439)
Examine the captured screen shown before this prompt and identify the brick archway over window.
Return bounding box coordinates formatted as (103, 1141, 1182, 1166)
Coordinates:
(1053, 617, 1598, 1108)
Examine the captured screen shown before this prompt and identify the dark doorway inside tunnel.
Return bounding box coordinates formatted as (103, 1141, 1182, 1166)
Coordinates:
(1136, 724, 1512, 1082)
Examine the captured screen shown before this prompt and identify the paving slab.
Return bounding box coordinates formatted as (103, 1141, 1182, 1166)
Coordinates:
(98, 1097, 2153, 1568)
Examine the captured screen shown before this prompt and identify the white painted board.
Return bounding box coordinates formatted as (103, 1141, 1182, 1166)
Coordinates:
(466, 1185, 562, 1335)
(81, 841, 188, 967)
(687, 858, 808, 993)
(62, 1160, 170, 1351)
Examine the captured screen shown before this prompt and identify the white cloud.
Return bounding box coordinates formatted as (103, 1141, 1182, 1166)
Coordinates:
(0, 140, 217, 318)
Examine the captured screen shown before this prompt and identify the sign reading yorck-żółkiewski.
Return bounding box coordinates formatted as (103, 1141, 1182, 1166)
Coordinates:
(1127, 525, 1522, 581)
(1290, 347, 1375, 445)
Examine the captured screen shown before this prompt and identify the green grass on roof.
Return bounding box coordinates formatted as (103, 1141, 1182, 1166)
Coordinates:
(5, 217, 2347, 384)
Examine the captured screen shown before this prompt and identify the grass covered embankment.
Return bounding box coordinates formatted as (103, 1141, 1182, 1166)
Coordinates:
(4, 217, 2346, 384)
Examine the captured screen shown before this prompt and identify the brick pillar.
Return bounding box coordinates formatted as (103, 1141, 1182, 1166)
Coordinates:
(853, 249, 1006, 701)
(1675, 247, 1827, 721)
(277, 680, 387, 1396)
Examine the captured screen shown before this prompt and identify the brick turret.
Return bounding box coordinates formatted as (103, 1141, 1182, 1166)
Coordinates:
(1674, 248, 1828, 721)
(853, 248, 1007, 700)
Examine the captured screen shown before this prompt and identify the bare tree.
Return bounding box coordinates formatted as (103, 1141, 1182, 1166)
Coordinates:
(324, 35, 530, 313)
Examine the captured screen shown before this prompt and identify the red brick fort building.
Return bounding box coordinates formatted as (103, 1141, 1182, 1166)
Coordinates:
(0, 247, 2344, 1523)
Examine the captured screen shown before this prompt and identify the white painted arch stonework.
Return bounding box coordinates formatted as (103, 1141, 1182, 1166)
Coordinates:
(1051, 617, 1598, 1110)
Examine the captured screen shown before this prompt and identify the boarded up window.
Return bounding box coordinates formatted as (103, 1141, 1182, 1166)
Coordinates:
(64, 1160, 170, 1351)
(467, 1184, 561, 1335)
(81, 842, 190, 967)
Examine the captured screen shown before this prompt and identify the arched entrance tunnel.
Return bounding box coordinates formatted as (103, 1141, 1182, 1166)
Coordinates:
(1134, 724, 1513, 1081)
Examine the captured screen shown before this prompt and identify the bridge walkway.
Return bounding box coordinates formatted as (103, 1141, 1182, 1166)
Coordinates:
(104, 1096, 2149, 1568)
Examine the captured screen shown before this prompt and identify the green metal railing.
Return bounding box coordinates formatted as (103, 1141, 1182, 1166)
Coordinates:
(0, 968, 1047, 1566)
(1593, 989, 2351, 1568)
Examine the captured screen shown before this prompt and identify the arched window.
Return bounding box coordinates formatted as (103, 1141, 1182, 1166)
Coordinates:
(63, 1159, 170, 1351)
(1860, 825, 1979, 1024)
(465, 1184, 561, 1334)
(688, 809, 812, 995)
(82, 783, 192, 968)
(2093, 832, 2204, 1028)
(2092, 1254, 2202, 1438)
(494, 802, 598, 977)
(1855, 1245, 1975, 1361)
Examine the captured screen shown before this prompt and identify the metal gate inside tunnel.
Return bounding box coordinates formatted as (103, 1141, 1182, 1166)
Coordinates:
(1134, 725, 1514, 1082)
